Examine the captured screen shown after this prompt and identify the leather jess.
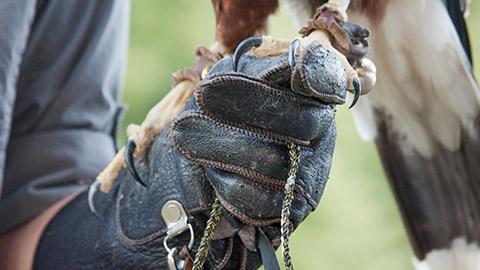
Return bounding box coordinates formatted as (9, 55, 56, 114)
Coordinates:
(34, 41, 347, 269)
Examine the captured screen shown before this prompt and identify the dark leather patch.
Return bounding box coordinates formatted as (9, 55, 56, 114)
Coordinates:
(35, 34, 345, 269)
(291, 41, 347, 103)
(197, 72, 335, 143)
(173, 112, 289, 180)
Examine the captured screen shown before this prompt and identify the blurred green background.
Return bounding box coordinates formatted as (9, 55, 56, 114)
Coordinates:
(123, 2, 480, 269)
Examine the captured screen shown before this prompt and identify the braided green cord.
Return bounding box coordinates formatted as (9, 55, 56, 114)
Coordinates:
(192, 143, 300, 270)
(281, 142, 301, 270)
(192, 198, 222, 270)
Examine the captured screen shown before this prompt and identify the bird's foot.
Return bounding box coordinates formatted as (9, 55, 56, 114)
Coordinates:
(232, 33, 364, 107)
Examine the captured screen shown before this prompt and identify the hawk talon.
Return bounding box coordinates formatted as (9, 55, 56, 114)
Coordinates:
(125, 139, 147, 187)
(233, 36, 263, 72)
(88, 179, 102, 218)
(349, 77, 361, 109)
(288, 39, 300, 70)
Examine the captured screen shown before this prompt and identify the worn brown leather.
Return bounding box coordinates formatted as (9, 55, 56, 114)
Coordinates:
(34, 40, 346, 269)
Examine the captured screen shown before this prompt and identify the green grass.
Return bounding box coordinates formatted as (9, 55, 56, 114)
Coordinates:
(123, 1, 480, 269)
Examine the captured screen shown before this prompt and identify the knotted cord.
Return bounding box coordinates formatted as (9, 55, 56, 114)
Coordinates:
(192, 142, 300, 270)
(281, 142, 301, 270)
(192, 198, 222, 270)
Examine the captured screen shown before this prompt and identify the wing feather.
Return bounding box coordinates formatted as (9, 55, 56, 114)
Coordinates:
(283, 0, 480, 263)
(350, 0, 480, 157)
(347, 0, 480, 263)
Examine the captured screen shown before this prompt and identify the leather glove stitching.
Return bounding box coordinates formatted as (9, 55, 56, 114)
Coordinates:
(115, 183, 168, 245)
(201, 73, 327, 107)
(173, 127, 312, 200)
(175, 111, 306, 147)
(211, 186, 282, 227)
(257, 62, 291, 80)
(213, 237, 234, 269)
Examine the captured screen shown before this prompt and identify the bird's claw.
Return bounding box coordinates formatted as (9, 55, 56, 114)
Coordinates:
(88, 179, 102, 217)
(233, 36, 263, 72)
(233, 33, 372, 108)
(288, 39, 300, 70)
(125, 139, 147, 187)
(349, 77, 361, 109)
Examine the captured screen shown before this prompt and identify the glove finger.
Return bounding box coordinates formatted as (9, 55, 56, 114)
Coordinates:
(205, 167, 310, 227)
(173, 111, 290, 180)
(196, 73, 335, 144)
(291, 41, 347, 104)
(209, 53, 292, 88)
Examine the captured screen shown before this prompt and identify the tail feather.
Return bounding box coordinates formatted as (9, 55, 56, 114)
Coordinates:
(375, 110, 480, 260)
(412, 237, 480, 270)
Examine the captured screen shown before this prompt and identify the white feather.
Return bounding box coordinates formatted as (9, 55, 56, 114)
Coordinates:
(413, 237, 480, 270)
(283, 0, 480, 158)
(350, 94, 377, 141)
(283, 0, 316, 27)
(463, 0, 471, 18)
(348, 0, 480, 158)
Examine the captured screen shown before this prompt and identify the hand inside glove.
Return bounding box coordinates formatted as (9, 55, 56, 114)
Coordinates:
(34, 38, 350, 270)
(173, 39, 346, 229)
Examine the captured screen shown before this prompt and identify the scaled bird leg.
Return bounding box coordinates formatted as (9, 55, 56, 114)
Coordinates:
(323, 0, 350, 21)
(251, 36, 294, 57)
(288, 39, 301, 69)
(125, 139, 147, 187)
(233, 36, 263, 72)
(301, 30, 358, 94)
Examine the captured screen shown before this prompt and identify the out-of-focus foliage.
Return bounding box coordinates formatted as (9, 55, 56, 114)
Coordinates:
(123, 2, 480, 269)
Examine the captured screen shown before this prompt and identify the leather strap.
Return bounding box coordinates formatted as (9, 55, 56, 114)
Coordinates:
(257, 228, 280, 270)
(179, 245, 194, 270)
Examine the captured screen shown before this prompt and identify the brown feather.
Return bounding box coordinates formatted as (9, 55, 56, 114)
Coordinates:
(211, 0, 279, 53)
(374, 110, 480, 259)
(350, 0, 388, 26)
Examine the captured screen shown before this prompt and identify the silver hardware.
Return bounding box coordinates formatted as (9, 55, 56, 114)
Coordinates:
(176, 258, 185, 270)
(167, 247, 178, 270)
(162, 200, 189, 237)
(162, 200, 195, 252)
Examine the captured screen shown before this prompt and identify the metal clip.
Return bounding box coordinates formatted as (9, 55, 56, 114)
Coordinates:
(167, 247, 178, 270)
(162, 200, 189, 238)
(162, 200, 195, 269)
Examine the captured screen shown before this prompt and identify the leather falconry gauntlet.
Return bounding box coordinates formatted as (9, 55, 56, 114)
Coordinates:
(34, 40, 348, 269)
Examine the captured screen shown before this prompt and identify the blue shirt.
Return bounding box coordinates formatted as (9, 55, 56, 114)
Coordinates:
(0, 0, 130, 235)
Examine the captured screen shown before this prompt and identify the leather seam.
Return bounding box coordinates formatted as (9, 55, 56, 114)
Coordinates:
(196, 75, 327, 147)
(239, 245, 247, 270)
(115, 182, 167, 246)
(258, 61, 291, 79)
(208, 178, 282, 227)
(213, 237, 234, 270)
(173, 131, 301, 196)
(172, 114, 321, 209)
(294, 42, 346, 104)
(172, 113, 311, 198)
(202, 72, 324, 106)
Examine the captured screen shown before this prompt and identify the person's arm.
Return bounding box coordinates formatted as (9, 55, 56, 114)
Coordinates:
(0, 0, 37, 198)
(0, 193, 78, 270)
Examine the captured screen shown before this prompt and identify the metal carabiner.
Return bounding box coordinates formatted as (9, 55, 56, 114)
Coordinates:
(167, 247, 178, 270)
(162, 200, 195, 269)
(163, 223, 194, 253)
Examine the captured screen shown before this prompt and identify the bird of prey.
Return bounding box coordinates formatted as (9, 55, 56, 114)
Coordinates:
(92, 0, 478, 268)
(283, 0, 480, 269)
(213, 0, 480, 268)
